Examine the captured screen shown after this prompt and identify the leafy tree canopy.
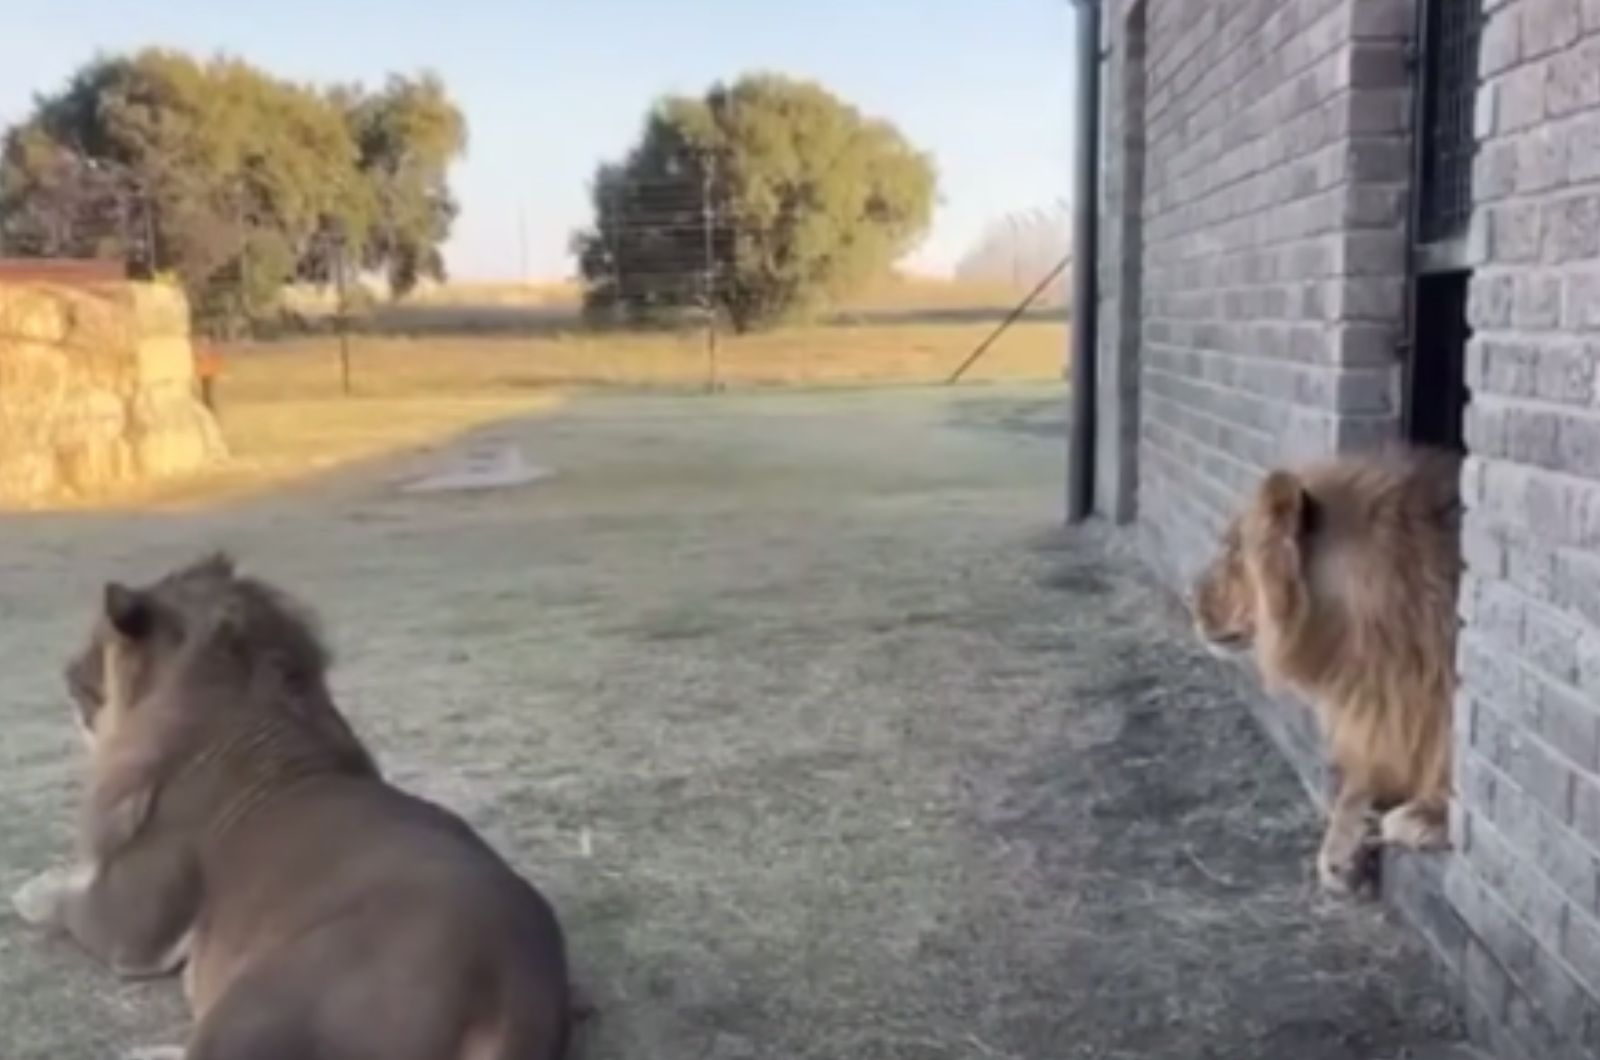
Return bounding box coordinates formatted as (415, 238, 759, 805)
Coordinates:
(0, 50, 466, 331)
(575, 73, 937, 331)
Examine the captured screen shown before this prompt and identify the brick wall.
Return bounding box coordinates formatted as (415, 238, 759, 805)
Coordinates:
(1093, 0, 1420, 851)
(1098, 0, 1414, 584)
(1447, 0, 1600, 1054)
(1102, 0, 1600, 1054)
(1098, 0, 1600, 1053)
(1099, 0, 1600, 1053)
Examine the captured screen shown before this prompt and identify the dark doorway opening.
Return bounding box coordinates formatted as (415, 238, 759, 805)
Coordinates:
(1406, 271, 1470, 449)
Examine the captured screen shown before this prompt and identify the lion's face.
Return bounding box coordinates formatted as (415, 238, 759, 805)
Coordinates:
(62, 557, 232, 748)
(1190, 469, 1312, 656)
(1190, 519, 1257, 656)
(63, 590, 175, 750)
(63, 630, 108, 742)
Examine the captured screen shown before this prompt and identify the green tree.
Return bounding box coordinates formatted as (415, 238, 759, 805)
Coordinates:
(574, 73, 937, 331)
(339, 73, 467, 296)
(0, 50, 465, 330)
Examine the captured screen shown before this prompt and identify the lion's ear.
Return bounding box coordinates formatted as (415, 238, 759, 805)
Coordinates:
(104, 583, 153, 641)
(1259, 471, 1317, 538)
(193, 551, 235, 579)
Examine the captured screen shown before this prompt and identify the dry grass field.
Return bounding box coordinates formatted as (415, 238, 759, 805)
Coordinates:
(151, 276, 1065, 506)
(61, 276, 1064, 510)
(221, 318, 1064, 394)
(148, 390, 562, 508)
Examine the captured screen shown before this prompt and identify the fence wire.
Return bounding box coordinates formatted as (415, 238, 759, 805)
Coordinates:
(1, 154, 1069, 397)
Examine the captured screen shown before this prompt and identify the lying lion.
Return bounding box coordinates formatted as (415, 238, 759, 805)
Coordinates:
(1190, 446, 1461, 894)
(13, 554, 578, 1060)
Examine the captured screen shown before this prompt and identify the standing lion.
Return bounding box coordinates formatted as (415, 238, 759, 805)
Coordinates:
(1189, 446, 1461, 894)
(13, 554, 579, 1060)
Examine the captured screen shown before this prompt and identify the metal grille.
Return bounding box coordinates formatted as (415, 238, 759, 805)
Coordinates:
(1417, 0, 1482, 244)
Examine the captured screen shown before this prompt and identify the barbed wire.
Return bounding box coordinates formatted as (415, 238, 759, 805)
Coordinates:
(955, 202, 1071, 290)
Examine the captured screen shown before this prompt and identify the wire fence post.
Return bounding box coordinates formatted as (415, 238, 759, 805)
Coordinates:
(334, 226, 352, 396)
(701, 149, 718, 394)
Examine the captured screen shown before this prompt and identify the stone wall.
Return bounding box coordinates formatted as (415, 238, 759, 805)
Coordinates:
(0, 281, 226, 505)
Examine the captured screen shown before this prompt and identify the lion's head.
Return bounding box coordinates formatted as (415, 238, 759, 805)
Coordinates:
(64, 554, 237, 747)
(62, 554, 371, 819)
(1189, 446, 1461, 775)
(1190, 469, 1316, 664)
(1191, 519, 1253, 655)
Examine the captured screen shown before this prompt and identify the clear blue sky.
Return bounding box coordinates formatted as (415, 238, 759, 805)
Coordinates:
(0, 0, 1076, 281)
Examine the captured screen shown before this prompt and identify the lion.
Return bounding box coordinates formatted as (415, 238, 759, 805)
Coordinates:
(1189, 445, 1461, 894)
(12, 554, 580, 1060)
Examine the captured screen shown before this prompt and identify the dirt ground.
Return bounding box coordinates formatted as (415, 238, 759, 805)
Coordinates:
(0, 385, 1467, 1059)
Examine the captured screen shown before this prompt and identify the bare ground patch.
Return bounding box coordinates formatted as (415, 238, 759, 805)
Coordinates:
(0, 385, 1461, 1058)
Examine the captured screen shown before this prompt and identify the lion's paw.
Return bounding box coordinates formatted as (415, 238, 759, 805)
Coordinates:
(11, 863, 91, 927)
(1380, 803, 1448, 850)
(1316, 825, 1380, 897)
(1316, 850, 1370, 896)
(12, 865, 73, 925)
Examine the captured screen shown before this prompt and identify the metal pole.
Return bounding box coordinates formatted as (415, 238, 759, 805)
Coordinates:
(519, 207, 529, 281)
(141, 174, 157, 274)
(335, 232, 352, 396)
(1009, 214, 1022, 290)
(238, 203, 252, 336)
(1066, 0, 1101, 525)
(701, 150, 719, 394)
(947, 253, 1070, 385)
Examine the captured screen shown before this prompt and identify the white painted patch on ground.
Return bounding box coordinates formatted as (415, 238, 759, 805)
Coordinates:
(400, 439, 551, 494)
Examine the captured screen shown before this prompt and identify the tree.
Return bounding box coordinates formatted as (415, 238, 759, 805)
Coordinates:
(0, 50, 466, 330)
(574, 73, 937, 331)
(339, 74, 467, 296)
(0, 124, 141, 262)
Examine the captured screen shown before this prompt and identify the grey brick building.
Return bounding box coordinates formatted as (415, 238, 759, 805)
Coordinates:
(1079, 0, 1600, 1055)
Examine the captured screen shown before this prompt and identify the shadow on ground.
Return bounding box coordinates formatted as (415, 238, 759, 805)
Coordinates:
(0, 385, 1461, 1059)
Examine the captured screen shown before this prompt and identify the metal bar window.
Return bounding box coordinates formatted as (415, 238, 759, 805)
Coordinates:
(1416, 0, 1482, 246)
